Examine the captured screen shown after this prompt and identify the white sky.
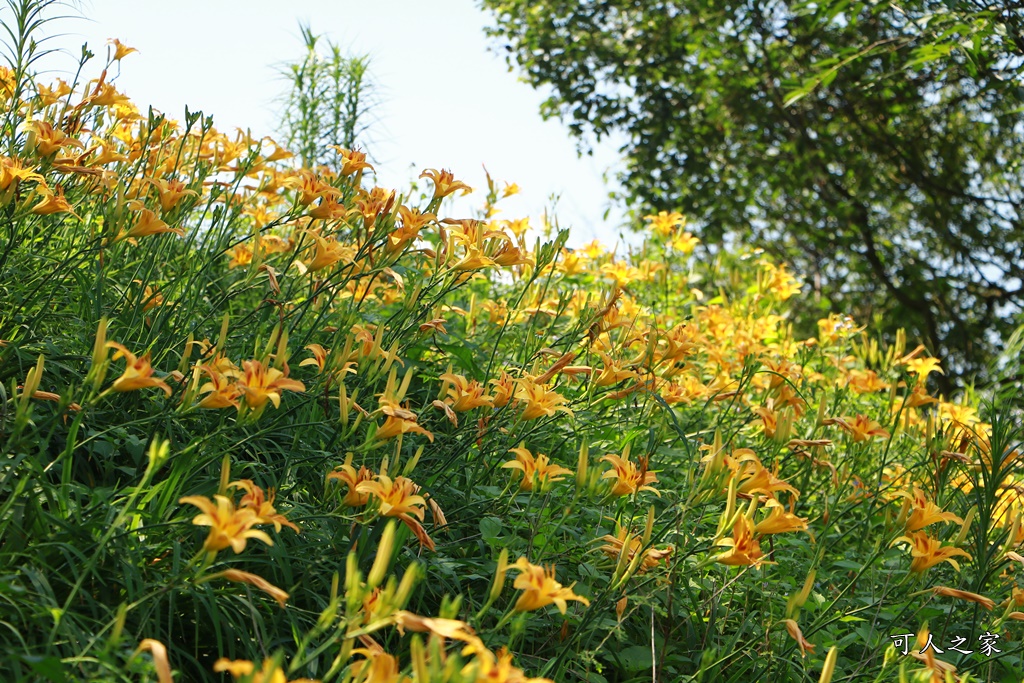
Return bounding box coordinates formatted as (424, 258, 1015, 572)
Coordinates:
(38, 0, 633, 247)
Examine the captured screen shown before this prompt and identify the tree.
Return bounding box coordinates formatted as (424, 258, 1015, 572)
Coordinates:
(481, 0, 1024, 390)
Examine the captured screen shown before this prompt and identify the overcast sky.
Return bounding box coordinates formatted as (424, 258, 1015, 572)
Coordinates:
(37, 0, 633, 247)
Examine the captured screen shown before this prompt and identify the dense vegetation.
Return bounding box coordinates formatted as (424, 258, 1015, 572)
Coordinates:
(1, 1, 1023, 682)
(481, 0, 1024, 390)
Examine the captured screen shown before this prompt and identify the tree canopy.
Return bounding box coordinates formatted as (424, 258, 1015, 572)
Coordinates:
(482, 0, 1024, 390)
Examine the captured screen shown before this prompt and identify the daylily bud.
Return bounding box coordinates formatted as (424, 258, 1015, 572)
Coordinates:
(147, 436, 170, 473)
(954, 506, 976, 547)
(403, 445, 423, 476)
(273, 325, 289, 370)
(89, 317, 110, 391)
(217, 312, 229, 351)
(17, 355, 45, 419)
(178, 333, 194, 375)
(786, 569, 816, 618)
(394, 562, 420, 608)
(717, 474, 739, 538)
(368, 520, 397, 588)
(488, 549, 509, 604)
(815, 396, 827, 427)
(819, 645, 838, 683)
(576, 439, 589, 491)
(344, 551, 361, 598)
(218, 453, 231, 496)
(339, 382, 349, 427)
(410, 635, 428, 683)
(616, 596, 628, 621)
(111, 602, 128, 644)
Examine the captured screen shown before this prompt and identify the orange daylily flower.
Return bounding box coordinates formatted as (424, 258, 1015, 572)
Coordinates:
(594, 352, 638, 387)
(229, 479, 300, 533)
(714, 515, 765, 567)
(440, 371, 494, 412)
(237, 360, 305, 411)
(299, 343, 330, 373)
(197, 367, 242, 409)
(908, 625, 959, 683)
(902, 487, 963, 532)
(502, 447, 573, 492)
(282, 168, 340, 206)
(22, 120, 83, 157)
(85, 82, 131, 108)
(327, 458, 375, 507)
(489, 371, 517, 408)
(420, 168, 472, 199)
(30, 184, 76, 216)
(783, 619, 815, 657)
(226, 243, 253, 268)
(733, 450, 800, 500)
(753, 505, 809, 535)
(643, 210, 686, 237)
(389, 206, 435, 252)
(303, 228, 354, 272)
(107, 38, 138, 61)
(356, 474, 435, 551)
(833, 414, 890, 442)
(891, 530, 972, 574)
(330, 146, 374, 176)
(511, 557, 590, 614)
(143, 176, 197, 212)
(601, 449, 659, 497)
(179, 494, 273, 555)
(460, 638, 553, 683)
(117, 201, 185, 242)
(376, 397, 434, 442)
(513, 377, 573, 420)
(597, 527, 673, 573)
(105, 341, 172, 396)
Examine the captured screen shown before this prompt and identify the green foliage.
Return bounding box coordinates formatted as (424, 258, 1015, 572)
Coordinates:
(1, 2, 1024, 682)
(481, 0, 1024, 390)
(277, 24, 376, 169)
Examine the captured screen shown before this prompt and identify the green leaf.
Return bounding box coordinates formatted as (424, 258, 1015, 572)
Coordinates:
(480, 517, 503, 544)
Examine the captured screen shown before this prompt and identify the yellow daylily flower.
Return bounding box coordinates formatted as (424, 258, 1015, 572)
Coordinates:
(213, 658, 319, 683)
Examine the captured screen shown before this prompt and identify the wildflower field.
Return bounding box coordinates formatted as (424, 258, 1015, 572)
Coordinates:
(1, 3, 1023, 683)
